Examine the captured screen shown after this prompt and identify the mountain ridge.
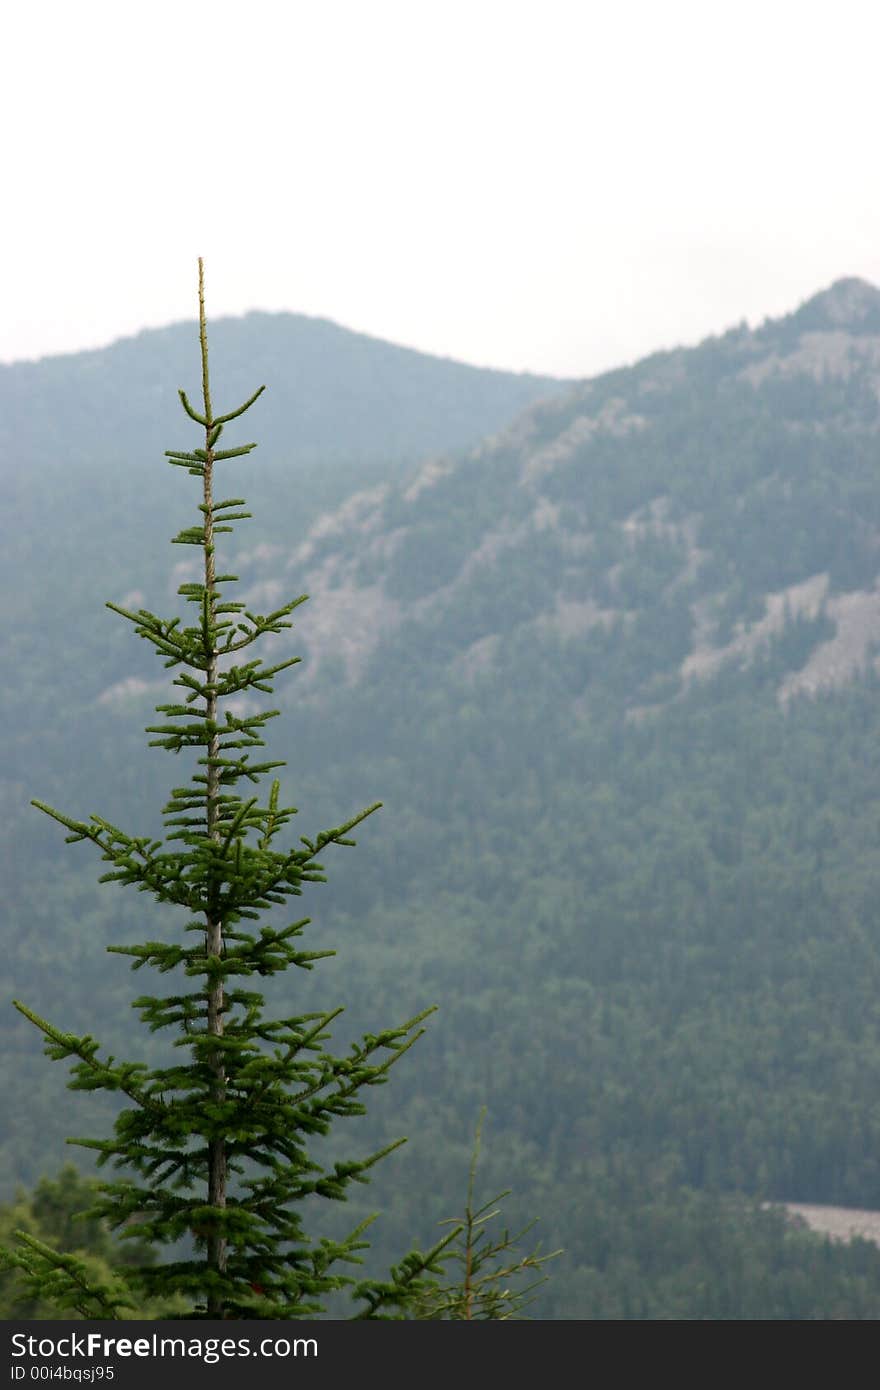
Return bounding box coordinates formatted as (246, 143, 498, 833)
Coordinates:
(780, 275, 880, 333)
(1, 305, 567, 380)
(197, 275, 880, 716)
(0, 306, 568, 494)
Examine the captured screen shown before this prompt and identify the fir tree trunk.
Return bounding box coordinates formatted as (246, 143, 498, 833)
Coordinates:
(197, 258, 227, 1311)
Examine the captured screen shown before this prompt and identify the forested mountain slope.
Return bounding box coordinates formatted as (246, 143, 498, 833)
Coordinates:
(7, 279, 880, 1317)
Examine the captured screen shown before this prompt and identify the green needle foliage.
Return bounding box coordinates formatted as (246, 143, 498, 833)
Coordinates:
(2, 261, 454, 1320)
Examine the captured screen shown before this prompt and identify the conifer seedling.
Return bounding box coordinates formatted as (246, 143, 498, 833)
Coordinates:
(1, 261, 454, 1319)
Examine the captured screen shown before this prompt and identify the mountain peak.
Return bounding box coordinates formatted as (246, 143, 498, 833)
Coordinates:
(789, 276, 880, 333)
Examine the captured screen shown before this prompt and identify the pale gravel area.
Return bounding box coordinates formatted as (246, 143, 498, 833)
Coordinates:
(777, 1202, 880, 1247)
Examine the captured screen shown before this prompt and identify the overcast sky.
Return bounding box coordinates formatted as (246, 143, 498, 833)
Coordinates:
(5, 0, 880, 378)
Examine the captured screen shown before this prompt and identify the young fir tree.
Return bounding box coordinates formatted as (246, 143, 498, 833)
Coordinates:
(1, 261, 455, 1320)
(407, 1111, 561, 1320)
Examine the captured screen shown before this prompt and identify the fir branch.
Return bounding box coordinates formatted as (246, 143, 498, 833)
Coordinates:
(351, 1227, 461, 1319)
(11, 1001, 161, 1115)
(0, 1232, 134, 1319)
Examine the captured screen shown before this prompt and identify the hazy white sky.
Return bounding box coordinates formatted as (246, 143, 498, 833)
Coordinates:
(5, 0, 880, 378)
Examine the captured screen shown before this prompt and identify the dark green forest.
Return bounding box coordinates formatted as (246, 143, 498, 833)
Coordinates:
(6, 278, 880, 1317)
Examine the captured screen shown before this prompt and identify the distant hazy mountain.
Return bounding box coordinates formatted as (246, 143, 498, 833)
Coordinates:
(0, 308, 564, 478)
(8, 279, 880, 1319)
(240, 275, 880, 713)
